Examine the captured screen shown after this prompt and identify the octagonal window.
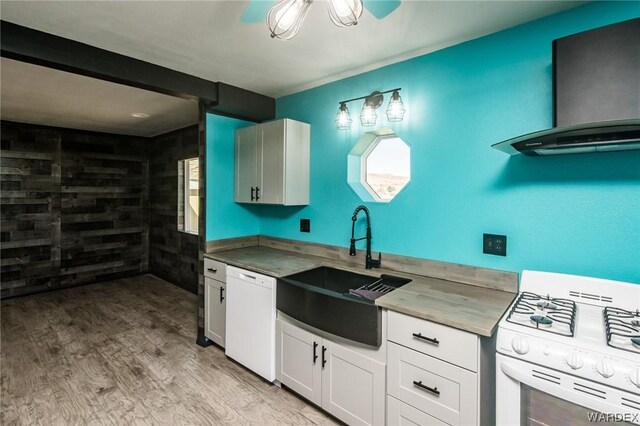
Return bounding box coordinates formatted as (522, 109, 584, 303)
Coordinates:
(348, 130, 411, 203)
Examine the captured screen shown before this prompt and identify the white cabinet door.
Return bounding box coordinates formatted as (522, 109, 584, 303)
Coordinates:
(279, 320, 322, 406)
(259, 120, 285, 204)
(322, 340, 386, 426)
(235, 125, 258, 203)
(283, 119, 310, 205)
(204, 277, 226, 347)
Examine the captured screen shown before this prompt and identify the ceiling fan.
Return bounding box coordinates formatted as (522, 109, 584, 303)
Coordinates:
(240, 0, 402, 40)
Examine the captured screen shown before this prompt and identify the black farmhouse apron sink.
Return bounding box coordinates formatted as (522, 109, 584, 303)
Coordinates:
(277, 266, 411, 347)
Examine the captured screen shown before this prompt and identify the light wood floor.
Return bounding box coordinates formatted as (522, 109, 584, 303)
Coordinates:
(1, 274, 338, 425)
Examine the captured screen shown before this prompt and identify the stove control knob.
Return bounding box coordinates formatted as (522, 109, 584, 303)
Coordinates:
(630, 368, 640, 388)
(595, 359, 615, 378)
(511, 336, 530, 355)
(565, 351, 583, 370)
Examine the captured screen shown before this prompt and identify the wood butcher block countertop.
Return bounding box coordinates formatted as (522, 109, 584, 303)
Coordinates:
(205, 246, 516, 337)
(374, 277, 516, 336)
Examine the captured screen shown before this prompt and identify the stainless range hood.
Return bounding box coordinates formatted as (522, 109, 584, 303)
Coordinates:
(493, 119, 640, 156)
(494, 18, 640, 156)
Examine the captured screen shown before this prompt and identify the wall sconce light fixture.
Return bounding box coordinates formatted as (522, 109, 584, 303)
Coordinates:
(335, 88, 404, 130)
(335, 103, 353, 130)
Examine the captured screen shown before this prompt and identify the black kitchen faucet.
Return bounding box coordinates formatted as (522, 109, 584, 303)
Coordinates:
(349, 205, 381, 269)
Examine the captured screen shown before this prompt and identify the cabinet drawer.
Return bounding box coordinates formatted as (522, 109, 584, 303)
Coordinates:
(388, 311, 477, 371)
(387, 395, 448, 426)
(204, 258, 226, 280)
(388, 343, 477, 426)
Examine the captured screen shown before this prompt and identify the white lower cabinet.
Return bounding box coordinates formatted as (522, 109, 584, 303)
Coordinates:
(278, 319, 385, 426)
(387, 395, 448, 426)
(388, 342, 477, 425)
(204, 277, 226, 347)
(386, 311, 495, 426)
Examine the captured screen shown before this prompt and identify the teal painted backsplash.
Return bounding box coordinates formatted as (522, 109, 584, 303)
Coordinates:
(208, 2, 640, 283)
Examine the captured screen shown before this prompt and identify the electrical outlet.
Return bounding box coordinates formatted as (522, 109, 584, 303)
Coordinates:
(483, 233, 507, 256)
(300, 219, 310, 233)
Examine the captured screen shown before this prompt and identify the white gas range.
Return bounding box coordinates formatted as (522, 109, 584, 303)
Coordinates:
(496, 271, 640, 425)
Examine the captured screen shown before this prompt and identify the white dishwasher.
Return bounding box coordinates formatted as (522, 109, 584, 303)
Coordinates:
(225, 266, 277, 382)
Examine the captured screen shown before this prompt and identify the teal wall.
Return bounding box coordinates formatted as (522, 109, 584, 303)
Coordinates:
(206, 114, 261, 241)
(207, 2, 640, 283)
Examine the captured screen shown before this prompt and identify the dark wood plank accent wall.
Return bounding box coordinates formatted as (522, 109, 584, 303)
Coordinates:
(1, 121, 149, 298)
(148, 125, 199, 294)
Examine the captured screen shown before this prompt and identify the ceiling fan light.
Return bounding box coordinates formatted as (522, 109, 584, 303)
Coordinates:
(267, 0, 313, 40)
(335, 103, 352, 130)
(326, 0, 363, 27)
(360, 100, 377, 127)
(386, 90, 405, 122)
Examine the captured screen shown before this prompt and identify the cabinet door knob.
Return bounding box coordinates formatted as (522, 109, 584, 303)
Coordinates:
(313, 341, 318, 364)
(413, 380, 440, 396)
(251, 187, 255, 201)
(412, 332, 439, 345)
(255, 187, 260, 201)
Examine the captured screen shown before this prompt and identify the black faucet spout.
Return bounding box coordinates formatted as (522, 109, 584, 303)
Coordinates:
(349, 205, 382, 269)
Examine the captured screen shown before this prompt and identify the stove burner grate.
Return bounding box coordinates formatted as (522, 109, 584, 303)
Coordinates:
(604, 306, 640, 354)
(506, 292, 576, 337)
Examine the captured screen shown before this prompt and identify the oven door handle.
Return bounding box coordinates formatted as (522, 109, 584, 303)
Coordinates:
(500, 359, 529, 383)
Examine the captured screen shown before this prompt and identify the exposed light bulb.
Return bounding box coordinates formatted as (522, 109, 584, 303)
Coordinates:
(327, 0, 363, 27)
(335, 103, 352, 130)
(267, 0, 313, 40)
(386, 90, 405, 122)
(360, 100, 377, 127)
(276, 1, 300, 29)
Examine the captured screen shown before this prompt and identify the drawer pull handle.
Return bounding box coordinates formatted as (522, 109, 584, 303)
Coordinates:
(207, 268, 218, 273)
(412, 333, 439, 345)
(413, 381, 440, 396)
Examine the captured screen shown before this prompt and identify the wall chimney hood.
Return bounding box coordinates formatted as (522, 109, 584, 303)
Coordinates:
(493, 18, 640, 156)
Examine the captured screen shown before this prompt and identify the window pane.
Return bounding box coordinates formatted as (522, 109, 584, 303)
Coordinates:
(178, 158, 199, 234)
(186, 158, 199, 234)
(364, 137, 410, 201)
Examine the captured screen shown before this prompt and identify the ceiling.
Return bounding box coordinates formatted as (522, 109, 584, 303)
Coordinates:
(0, 1, 586, 98)
(0, 58, 198, 137)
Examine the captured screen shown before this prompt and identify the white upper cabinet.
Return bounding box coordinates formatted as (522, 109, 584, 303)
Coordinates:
(235, 118, 310, 205)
